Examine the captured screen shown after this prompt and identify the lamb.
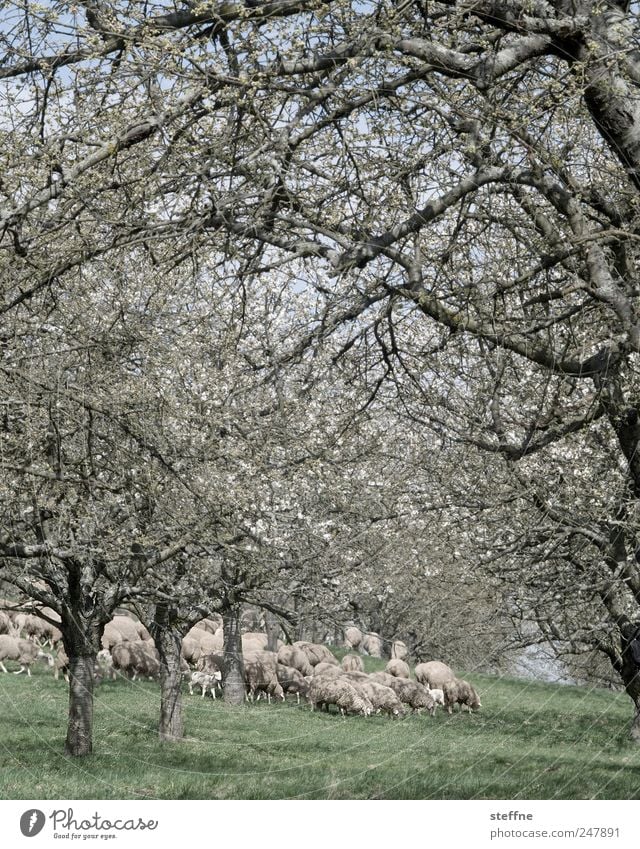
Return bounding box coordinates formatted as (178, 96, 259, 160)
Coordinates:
(385, 659, 411, 678)
(188, 670, 222, 698)
(276, 663, 309, 702)
(306, 675, 373, 717)
(313, 661, 342, 677)
(414, 660, 456, 689)
(95, 648, 117, 681)
(112, 641, 160, 681)
(277, 644, 314, 676)
(429, 687, 445, 708)
(443, 678, 481, 714)
(0, 634, 53, 675)
(341, 653, 364, 672)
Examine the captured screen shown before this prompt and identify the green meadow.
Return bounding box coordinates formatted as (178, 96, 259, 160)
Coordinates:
(1, 654, 639, 800)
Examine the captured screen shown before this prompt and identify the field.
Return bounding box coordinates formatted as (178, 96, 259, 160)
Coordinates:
(1, 653, 640, 800)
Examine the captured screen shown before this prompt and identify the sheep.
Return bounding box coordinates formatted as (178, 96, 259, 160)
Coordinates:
(306, 676, 373, 717)
(429, 688, 445, 709)
(380, 675, 436, 714)
(361, 632, 384, 658)
(277, 644, 314, 676)
(0, 611, 13, 636)
(244, 650, 285, 703)
(349, 678, 406, 718)
(294, 641, 339, 667)
(95, 648, 117, 681)
(443, 678, 481, 714)
(341, 653, 364, 672)
(276, 663, 309, 703)
(181, 628, 222, 664)
(369, 670, 398, 688)
(343, 626, 364, 650)
(391, 640, 408, 660)
(385, 659, 411, 678)
(54, 647, 69, 682)
(196, 652, 225, 677)
(313, 661, 342, 677)
(112, 641, 160, 681)
(193, 616, 222, 634)
(414, 660, 456, 689)
(188, 670, 222, 698)
(0, 635, 53, 675)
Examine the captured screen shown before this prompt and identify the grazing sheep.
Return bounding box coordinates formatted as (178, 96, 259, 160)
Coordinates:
(276, 663, 309, 702)
(313, 661, 342, 677)
(414, 660, 456, 689)
(306, 676, 373, 717)
(391, 640, 408, 660)
(112, 641, 160, 681)
(385, 659, 411, 678)
(361, 632, 384, 658)
(382, 676, 436, 714)
(343, 626, 364, 650)
(188, 670, 222, 698)
(277, 645, 314, 677)
(352, 679, 406, 718)
(0, 635, 53, 675)
(443, 678, 481, 714)
(294, 641, 339, 667)
(369, 670, 398, 688)
(341, 654, 364, 672)
(244, 650, 285, 702)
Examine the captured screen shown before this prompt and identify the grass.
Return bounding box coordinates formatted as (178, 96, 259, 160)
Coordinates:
(1, 652, 640, 799)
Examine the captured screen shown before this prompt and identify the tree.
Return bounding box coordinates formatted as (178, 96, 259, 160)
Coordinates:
(4, 0, 640, 739)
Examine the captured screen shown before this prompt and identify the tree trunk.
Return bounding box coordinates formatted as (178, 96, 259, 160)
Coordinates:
(151, 603, 185, 742)
(222, 604, 246, 704)
(64, 654, 95, 757)
(616, 627, 640, 743)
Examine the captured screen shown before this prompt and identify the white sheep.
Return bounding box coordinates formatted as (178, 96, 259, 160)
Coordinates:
(414, 660, 456, 689)
(391, 640, 408, 660)
(385, 659, 411, 678)
(343, 626, 364, 650)
(341, 653, 364, 672)
(294, 641, 339, 667)
(277, 644, 314, 676)
(244, 650, 285, 702)
(429, 687, 445, 708)
(347, 676, 405, 718)
(307, 676, 373, 717)
(0, 634, 53, 675)
(276, 663, 309, 703)
(188, 670, 222, 698)
(112, 640, 160, 680)
(443, 678, 481, 714)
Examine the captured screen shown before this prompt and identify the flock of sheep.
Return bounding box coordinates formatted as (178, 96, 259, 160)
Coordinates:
(0, 605, 482, 719)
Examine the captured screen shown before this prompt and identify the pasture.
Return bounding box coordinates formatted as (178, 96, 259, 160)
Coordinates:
(1, 654, 640, 799)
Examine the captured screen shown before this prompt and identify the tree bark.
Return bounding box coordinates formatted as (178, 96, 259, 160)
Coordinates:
(64, 654, 95, 757)
(222, 604, 246, 704)
(151, 603, 185, 742)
